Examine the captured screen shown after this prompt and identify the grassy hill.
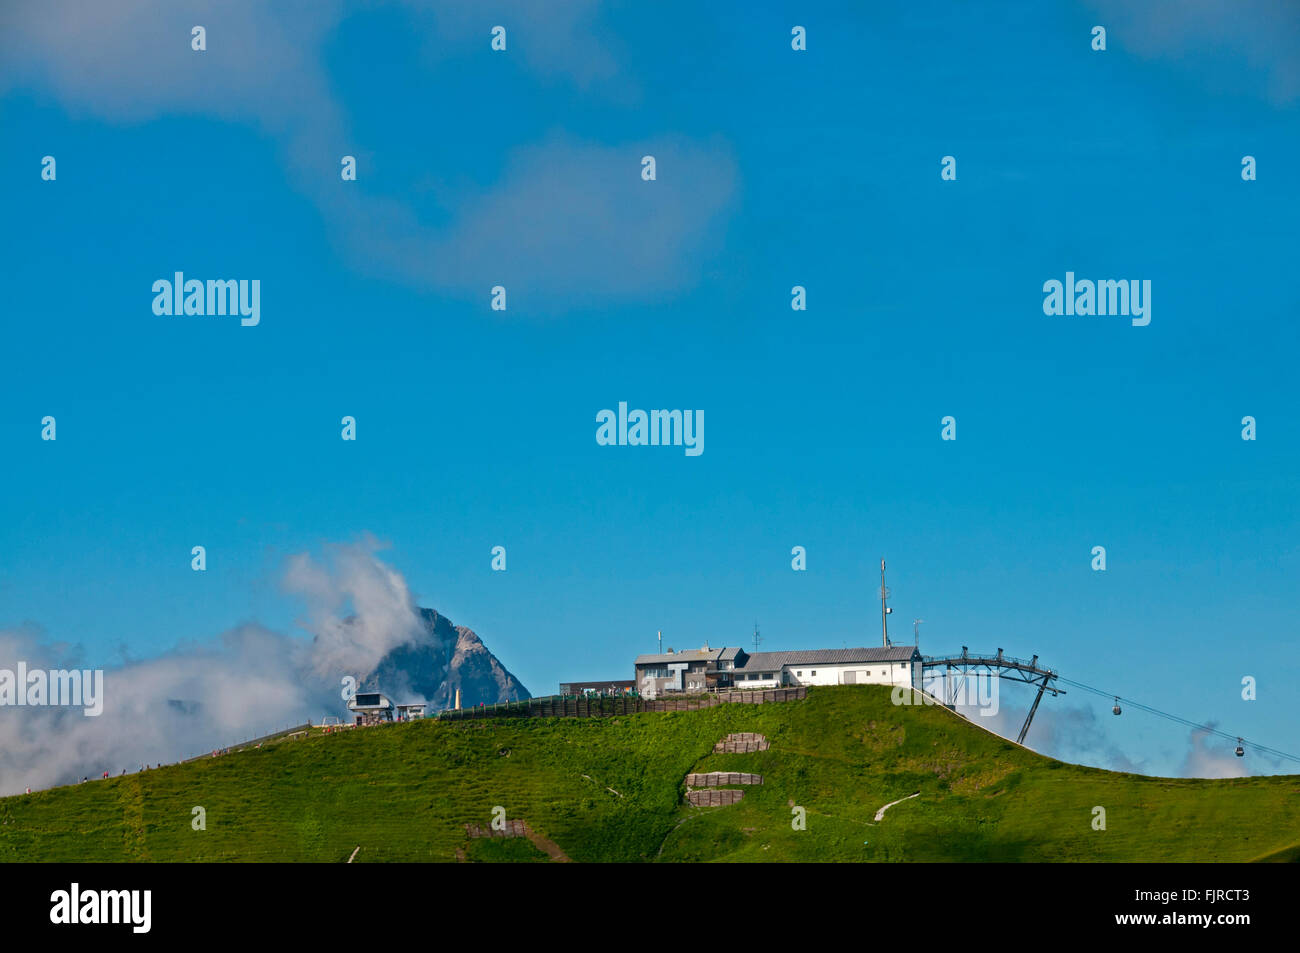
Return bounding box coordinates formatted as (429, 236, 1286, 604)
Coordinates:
(2, 686, 1298, 862)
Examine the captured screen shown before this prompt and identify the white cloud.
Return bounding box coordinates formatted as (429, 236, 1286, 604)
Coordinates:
(1083, 0, 1300, 105)
(338, 133, 737, 302)
(0, 0, 735, 305)
(966, 698, 1146, 773)
(1180, 725, 1249, 779)
(396, 0, 624, 91)
(0, 538, 431, 795)
(283, 535, 430, 678)
(0, 1, 344, 128)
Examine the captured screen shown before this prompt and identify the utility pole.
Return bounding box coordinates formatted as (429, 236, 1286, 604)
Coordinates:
(658, 630, 662, 654)
(880, 558, 893, 648)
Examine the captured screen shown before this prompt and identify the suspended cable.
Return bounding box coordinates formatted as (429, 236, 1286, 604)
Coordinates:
(1054, 674, 1300, 765)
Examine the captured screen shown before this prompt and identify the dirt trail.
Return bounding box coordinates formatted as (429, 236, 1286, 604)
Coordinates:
(116, 777, 150, 860)
(522, 822, 571, 862)
(873, 792, 920, 821)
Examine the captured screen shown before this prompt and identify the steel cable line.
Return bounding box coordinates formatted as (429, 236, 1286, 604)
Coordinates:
(1054, 674, 1300, 765)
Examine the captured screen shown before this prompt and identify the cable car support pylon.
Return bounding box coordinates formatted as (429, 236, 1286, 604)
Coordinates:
(919, 647, 1064, 745)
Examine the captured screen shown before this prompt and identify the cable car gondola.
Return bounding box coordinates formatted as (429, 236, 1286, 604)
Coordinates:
(1112, 696, 1122, 716)
(1235, 738, 1245, 758)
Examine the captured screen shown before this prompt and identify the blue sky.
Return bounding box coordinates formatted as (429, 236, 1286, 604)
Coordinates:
(1, 0, 1298, 778)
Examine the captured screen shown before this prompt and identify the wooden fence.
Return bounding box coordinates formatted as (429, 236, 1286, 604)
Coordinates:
(466, 819, 527, 838)
(687, 789, 746, 807)
(684, 771, 764, 787)
(181, 722, 313, 763)
(714, 732, 770, 753)
(713, 688, 806, 705)
(436, 687, 806, 722)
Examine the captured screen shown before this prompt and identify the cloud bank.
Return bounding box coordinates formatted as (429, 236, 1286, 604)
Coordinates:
(0, 538, 425, 796)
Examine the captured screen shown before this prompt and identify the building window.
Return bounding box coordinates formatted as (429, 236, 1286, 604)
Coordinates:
(811, 670, 817, 676)
(797, 671, 803, 676)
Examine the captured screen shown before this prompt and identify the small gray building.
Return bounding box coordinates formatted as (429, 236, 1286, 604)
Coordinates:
(633, 646, 743, 696)
(347, 691, 394, 725)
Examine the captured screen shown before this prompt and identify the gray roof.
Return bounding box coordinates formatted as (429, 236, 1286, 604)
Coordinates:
(733, 646, 919, 671)
(634, 648, 723, 665)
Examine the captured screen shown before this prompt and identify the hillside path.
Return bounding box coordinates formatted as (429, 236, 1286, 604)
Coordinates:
(873, 792, 920, 822)
(523, 823, 571, 862)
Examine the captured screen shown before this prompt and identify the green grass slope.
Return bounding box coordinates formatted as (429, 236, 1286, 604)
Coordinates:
(2, 686, 1297, 862)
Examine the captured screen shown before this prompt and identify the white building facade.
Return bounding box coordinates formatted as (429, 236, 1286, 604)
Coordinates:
(634, 645, 921, 695)
(731, 647, 921, 689)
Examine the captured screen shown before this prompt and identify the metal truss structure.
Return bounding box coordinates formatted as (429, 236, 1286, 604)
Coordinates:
(920, 647, 1065, 745)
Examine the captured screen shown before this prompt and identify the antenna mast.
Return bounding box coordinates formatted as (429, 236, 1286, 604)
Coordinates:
(752, 622, 762, 654)
(880, 558, 893, 648)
